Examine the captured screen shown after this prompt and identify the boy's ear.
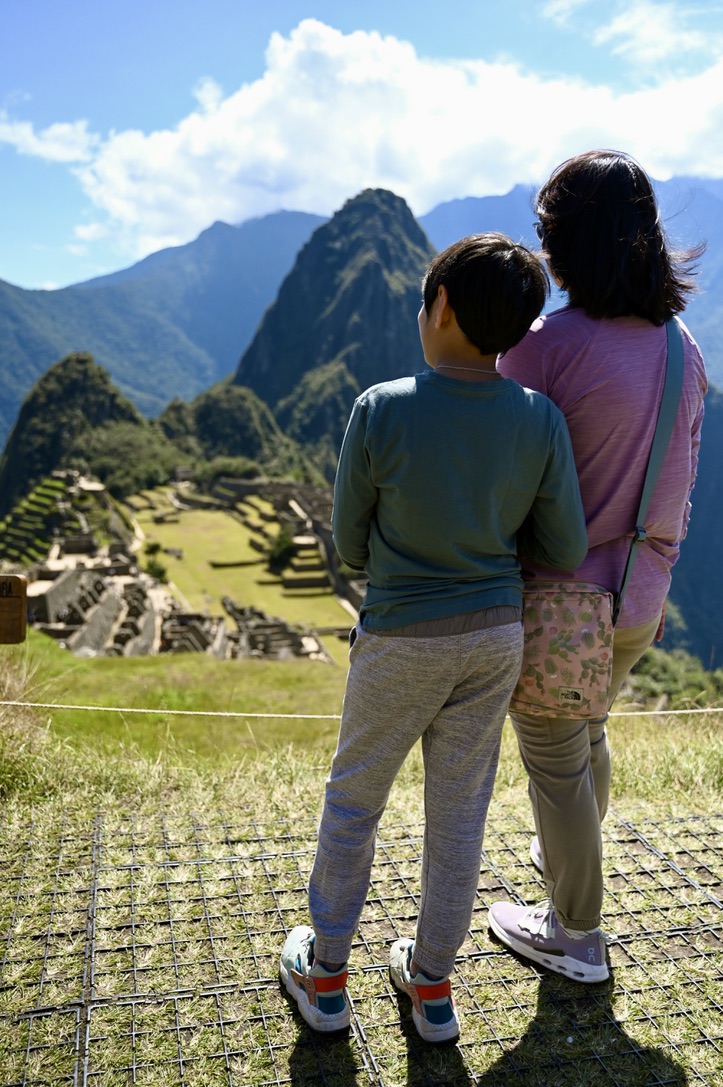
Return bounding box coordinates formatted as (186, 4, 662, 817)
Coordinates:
(434, 284, 452, 329)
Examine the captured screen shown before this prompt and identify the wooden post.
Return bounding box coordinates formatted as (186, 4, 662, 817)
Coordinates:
(0, 575, 27, 643)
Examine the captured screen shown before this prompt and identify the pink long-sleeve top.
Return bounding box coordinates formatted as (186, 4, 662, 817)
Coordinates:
(498, 306, 707, 628)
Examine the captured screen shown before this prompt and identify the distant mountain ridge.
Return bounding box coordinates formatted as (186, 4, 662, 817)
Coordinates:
(0, 211, 325, 448)
(1, 176, 722, 454)
(74, 211, 326, 378)
(2, 180, 723, 667)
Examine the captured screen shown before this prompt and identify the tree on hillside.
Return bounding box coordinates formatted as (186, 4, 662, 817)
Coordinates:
(75, 421, 178, 497)
(190, 383, 322, 482)
(276, 357, 360, 481)
(156, 397, 203, 458)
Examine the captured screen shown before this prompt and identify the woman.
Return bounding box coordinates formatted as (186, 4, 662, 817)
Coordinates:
(489, 149, 707, 982)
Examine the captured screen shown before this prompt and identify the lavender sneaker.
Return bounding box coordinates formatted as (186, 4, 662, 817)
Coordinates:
(488, 900, 609, 983)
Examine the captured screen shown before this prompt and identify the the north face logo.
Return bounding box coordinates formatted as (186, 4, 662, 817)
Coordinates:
(558, 687, 583, 704)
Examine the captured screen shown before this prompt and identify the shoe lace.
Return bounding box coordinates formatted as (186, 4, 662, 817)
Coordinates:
(522, 899, 556, 938)
(300, 932, 315, 971)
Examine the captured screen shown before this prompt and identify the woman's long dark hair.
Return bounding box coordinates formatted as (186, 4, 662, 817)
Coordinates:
(535, 149, 704, 323)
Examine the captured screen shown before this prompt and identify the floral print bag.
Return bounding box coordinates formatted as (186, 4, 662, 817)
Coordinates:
(510, 582, 614, 719)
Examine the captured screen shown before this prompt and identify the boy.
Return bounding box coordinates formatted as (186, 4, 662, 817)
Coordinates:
(279, 234, 587, 1043)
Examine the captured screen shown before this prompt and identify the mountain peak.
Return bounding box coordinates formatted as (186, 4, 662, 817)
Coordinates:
(232, 188, 435, 411)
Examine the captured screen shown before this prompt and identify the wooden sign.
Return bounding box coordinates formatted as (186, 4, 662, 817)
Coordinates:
(0, 575, 27, 643)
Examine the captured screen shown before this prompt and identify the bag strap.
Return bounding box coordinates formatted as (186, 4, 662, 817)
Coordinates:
(612, 318, 684, 625)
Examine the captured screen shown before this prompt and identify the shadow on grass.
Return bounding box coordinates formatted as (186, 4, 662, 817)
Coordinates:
(283, 970, 687, 1085)
(286, 1020, 363, 1086)
(458, 971, 687, 1086)
(280, 981, 362, 1086)
(394, 987, 474, 1086)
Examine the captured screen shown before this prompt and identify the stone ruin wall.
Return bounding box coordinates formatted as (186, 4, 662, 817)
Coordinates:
(22, 477, 357, 661)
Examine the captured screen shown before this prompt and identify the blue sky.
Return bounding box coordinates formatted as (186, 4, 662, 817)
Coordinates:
(2, 0, 723, 289)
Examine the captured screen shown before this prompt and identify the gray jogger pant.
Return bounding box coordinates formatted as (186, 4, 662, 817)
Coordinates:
(309, 619, 522, 977)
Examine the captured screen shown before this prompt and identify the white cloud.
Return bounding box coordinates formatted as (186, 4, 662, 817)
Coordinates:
(74, 222, 108, 242)
(6, 18, 723, 269)
(594, 0, 714, 64)
(0, 112, 97, 162)
(542, 0, 592, 27)
(192, 77, 224, 113)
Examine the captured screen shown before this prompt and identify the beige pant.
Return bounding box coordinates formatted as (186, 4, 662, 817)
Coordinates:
(509, 614, 661, 931)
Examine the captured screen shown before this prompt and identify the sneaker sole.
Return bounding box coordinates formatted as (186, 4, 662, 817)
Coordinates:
(389, 968, 460, 1044)
(279, 960, 351, 1033)
(411, 1004, 460, 1044)
(488, 911, 609, 984)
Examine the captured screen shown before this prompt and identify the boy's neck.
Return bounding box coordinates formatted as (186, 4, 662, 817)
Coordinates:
(433, 357, 501, 382)
(423, 290, 502, 380)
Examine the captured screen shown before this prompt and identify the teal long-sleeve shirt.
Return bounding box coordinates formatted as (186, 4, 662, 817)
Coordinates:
(332, 369, 587, 630)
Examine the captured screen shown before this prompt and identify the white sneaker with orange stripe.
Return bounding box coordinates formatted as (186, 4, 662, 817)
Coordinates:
(389, 938, 459, 1043)
(279, 926, 350, 1032)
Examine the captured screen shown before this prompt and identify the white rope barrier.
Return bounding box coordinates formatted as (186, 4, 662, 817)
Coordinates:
(0, 700, 341, 720)
(1, 699, 721, 720)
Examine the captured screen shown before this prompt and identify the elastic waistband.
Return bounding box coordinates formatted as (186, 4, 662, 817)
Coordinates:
(366, 605, 521, 638)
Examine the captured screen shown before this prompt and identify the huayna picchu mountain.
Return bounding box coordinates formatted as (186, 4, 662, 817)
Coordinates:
(232, 188, 436, 457)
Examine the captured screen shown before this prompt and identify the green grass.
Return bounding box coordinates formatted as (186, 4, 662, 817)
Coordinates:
(607, 709, 723, 808)
(135, 489, 352, 626)
(131, 487, 352, 664)
(0, 647, 721, 1086)
(4, 630, 722, 810)
(11, 628, 720, 808)
(5, 631, 348, 758)
(1, 487, 721, 1085)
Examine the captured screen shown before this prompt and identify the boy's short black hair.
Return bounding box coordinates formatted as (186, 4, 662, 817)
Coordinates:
(422, 233, 549, 355)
